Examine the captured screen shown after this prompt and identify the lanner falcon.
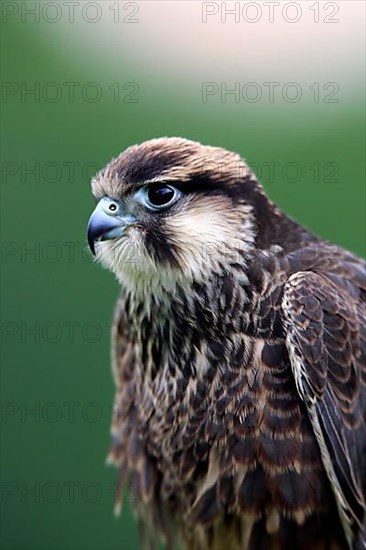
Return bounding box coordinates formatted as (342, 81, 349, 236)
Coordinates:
(87, 138, 366, 549)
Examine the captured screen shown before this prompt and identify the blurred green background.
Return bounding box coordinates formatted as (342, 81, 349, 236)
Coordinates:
(1, 2, 365, 550)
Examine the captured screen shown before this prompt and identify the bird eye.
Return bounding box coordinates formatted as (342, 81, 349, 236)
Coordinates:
(109, 204, 117, 212)
(145, 184, 179, 209)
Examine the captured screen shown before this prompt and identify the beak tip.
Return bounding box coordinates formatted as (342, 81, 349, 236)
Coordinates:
(87, 224, 97, 256)
(88, 240, 96, 256)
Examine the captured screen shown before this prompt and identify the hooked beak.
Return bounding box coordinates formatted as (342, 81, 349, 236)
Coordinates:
(87, 197, 136, 256)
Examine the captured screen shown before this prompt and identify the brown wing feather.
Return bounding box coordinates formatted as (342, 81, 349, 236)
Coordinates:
(283, 268, 366, 547)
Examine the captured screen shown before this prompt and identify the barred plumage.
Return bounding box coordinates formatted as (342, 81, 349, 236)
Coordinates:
(88, 138, 366, 549)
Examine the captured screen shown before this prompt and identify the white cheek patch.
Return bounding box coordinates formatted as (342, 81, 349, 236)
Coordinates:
(169, 209, 232, 248)
(165, 202, 255, 278)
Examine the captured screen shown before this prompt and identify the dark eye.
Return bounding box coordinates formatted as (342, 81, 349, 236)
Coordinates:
(146, 184, 178, 209)
(148, 185, 174, 206)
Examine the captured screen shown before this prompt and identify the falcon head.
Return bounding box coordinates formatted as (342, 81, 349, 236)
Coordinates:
(87, 137, 277, 292)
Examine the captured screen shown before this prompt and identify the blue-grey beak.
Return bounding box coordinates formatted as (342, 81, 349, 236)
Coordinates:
(87, 197, 136, 256)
